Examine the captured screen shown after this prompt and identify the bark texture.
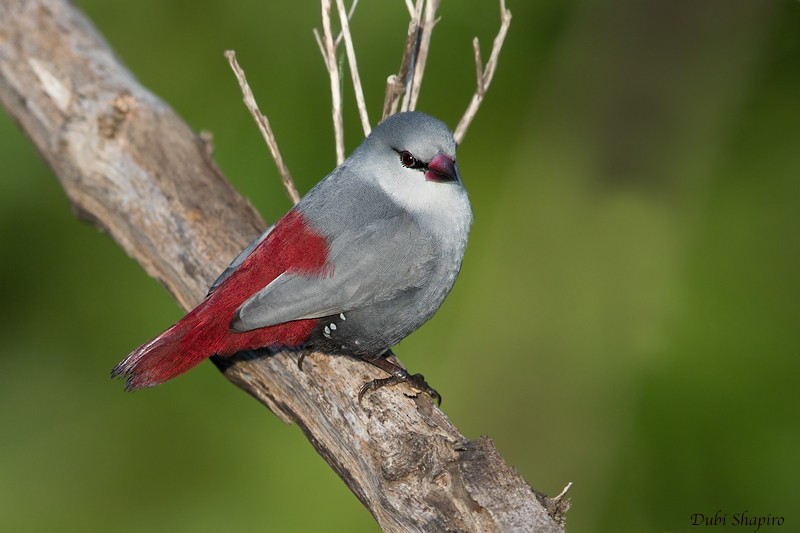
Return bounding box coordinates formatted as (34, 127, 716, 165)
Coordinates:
(0, 1, 568, 531)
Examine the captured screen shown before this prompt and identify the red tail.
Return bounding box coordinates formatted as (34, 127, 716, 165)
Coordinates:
(112, 300, 229, 390)
(112, 210, 328, 390)
(111, 301, 319, 390)
(111, 307, 210, 390)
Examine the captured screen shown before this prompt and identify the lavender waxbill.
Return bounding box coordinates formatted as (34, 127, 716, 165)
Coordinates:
(113, 112, 472, 403)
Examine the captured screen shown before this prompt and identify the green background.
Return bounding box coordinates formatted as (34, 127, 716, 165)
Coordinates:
(1, 1, 798, 531)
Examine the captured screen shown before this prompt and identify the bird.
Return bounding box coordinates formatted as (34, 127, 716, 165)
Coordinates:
(112, 111, 472, 403)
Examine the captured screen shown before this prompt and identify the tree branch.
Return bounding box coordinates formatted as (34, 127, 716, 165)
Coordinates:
(0, 1, 567, 531)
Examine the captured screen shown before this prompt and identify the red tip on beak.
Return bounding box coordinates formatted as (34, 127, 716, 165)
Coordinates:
(426, 152, 458, 183)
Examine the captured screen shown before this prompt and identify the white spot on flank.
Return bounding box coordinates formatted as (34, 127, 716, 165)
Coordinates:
(340, 313, 346, 320)
(324, 325, 331, 335)
(330, 323, 337, 330)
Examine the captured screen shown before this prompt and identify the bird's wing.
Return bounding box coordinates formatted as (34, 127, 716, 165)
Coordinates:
(230, 213, 437, 332)
(208, 225, 274, 294)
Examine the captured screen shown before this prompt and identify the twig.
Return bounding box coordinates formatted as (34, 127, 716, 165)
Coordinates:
(317, 0, 345, 164)
(224, 50, 300, 205)
(384, 2, 423, 118)
(405, 0, 440, 111)
(334, 0, 370, 136)
(383, 0, 423, 118)
(553, 481, 573, 504)
(381, 74, 401, 120)
(333, 0, 359, 47)
(454, 0, 512, 144)
(399, 1, 424, 113)
(472, 37, 485, 98)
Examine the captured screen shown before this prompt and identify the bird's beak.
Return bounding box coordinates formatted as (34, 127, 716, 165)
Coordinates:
(426, 152, 459, 183)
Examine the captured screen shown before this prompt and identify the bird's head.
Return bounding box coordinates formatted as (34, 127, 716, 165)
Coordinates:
(351, 111, 468, 217)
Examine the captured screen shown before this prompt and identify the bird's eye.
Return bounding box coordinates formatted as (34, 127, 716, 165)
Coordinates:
(400, 150, 418, 168)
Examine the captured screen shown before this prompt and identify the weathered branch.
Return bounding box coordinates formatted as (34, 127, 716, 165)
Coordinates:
(0, 1, 567, 531)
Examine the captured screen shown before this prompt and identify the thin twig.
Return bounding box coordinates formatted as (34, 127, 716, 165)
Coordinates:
(313, 28, 325, 59)
(334, 0, 370, 136)
(381, 74, 400, 120)
(472, 37, 485, 98)
(224, 50, 300, 205)
(553, 481, 573, 504)
(482, 0, 512, 89)
(333, 0, 360, 47)
(454, 0, 512, 144)
(406, 0, 440, 111)
(395, 1, 424, 114)
(318, 0, 345, 164)
(382, 14, 421, 119)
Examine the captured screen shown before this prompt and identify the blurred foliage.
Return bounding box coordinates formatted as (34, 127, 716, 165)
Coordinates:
(1, 1, 798, 532)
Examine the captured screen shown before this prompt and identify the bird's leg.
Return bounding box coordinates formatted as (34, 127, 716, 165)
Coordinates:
(358, 351, 441, 405)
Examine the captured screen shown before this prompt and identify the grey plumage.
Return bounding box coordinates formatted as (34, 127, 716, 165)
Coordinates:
(225, 111, 472, 357)
(113, 111, 470, 394)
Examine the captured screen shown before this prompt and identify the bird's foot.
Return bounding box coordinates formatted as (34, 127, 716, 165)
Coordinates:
(358, 373, 441, 405)
(358, 354, 441, 405)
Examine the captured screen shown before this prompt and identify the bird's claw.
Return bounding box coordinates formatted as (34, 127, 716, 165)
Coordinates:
(297, 348, 311, 371)
(358, 372, 441, 406)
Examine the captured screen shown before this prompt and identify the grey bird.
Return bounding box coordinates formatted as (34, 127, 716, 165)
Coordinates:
(112, 111, 472, 403)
